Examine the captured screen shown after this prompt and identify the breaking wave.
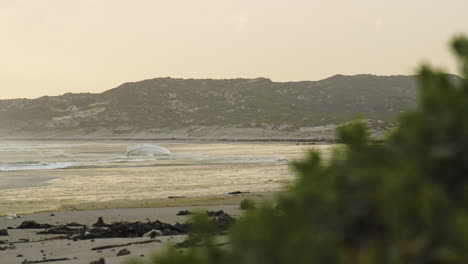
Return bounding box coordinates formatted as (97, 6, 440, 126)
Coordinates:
(0, 162, 74, 171)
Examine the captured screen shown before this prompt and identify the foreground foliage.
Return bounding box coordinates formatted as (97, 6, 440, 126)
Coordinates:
(130, 35, 468, 264)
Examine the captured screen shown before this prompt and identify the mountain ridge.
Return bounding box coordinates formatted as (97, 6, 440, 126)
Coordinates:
(0, 74, 431, 140)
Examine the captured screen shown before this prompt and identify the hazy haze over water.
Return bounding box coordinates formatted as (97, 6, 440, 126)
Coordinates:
(1, 0, 467, 99)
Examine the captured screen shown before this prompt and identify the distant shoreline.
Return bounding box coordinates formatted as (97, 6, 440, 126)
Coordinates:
(0, 137, 338, 143)
(0, 137, 389, 144)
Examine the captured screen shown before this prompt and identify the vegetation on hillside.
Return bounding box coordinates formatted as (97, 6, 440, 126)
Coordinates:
(0, 75, 419, 136)
(127, 35, 468, 263)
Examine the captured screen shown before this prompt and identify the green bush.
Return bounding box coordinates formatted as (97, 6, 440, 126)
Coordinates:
(240, 199, 256, 210)
(129, 35, 468, 264)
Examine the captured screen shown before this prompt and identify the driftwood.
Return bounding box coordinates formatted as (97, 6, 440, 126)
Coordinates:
(21, 258, 70, 263)
(228, 191, 249, 195)
(37, 226, 82, 235)
(91, 239, 161, 251)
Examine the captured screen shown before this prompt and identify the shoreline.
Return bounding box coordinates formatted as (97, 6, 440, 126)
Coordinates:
(0, 137, 337, 143)
(0, 192, 274, 217)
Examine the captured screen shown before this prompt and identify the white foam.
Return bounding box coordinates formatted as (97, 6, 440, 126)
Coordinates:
(0, 162, 74, 171)
(0, 153, 282, 172)
(0, 143, 87, 151)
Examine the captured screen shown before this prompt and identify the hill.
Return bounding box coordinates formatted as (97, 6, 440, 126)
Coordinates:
(0, 75, 421, 140)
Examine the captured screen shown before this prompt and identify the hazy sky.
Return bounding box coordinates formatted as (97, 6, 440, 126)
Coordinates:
(1, 0, 467, 99)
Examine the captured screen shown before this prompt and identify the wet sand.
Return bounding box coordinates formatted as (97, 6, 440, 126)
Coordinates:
(0, 141, 334, 216)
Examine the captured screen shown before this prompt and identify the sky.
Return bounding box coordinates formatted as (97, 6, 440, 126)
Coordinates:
(1, 0, 467, 99)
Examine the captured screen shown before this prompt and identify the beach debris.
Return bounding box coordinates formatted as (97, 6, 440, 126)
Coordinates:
(168, 196, 186, 199)
(17, 221, 55, 229)
(143, 229, 162, 238)
(7, 213, 20, 219)
(66, 222, 83, 227)
(0, 229, 8, 236)
(92, 217, 108, 227)
(175, 211, 236, 248)
(228, 191, 249, 195)
(89, 258, 105, 264)
(117, 248, 131, 256)
(74, 212, 233, 239)
(177, 210, 192, 216)
(37, 226, 82, 236)
(205, 210, 227, 217)
(74, 219, 189, 240)
(91, 239, 160, 251)
(17, 254, 24, 257)
(209, 211, 236, 230)
(21, 258, 70, 263)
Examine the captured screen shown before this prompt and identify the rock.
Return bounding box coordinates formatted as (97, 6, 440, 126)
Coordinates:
(206, 211, 236, 229)
(0, 229, 8, 236)
(212, 213, 236, 230)
(206, 210, 226, 217)
(92, 217, 107, 228)
(89, 258, 105, 264)
(66, 222, 83, 227)
(162, 228, 179, 236)
(17, 221, 54, 229)
(176, 210, 192, 216)
(117, 248, 130, 256)
(76, 219, 189, 240)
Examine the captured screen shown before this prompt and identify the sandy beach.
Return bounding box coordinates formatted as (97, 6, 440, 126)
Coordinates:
(0, 140, 333, 263)
(0, 140, 334, 216)
(0, 201, 248, 264)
